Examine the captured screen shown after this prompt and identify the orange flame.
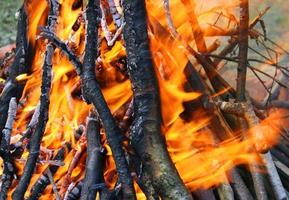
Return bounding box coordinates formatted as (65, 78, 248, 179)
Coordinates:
(4, 0, 285, 199)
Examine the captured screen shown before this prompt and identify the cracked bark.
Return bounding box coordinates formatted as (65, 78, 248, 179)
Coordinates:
(122, 1, 192, 199)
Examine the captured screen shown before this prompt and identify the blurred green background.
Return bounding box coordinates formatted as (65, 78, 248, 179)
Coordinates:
(0, 0, 21, 47)
(0, 0, 288, 48)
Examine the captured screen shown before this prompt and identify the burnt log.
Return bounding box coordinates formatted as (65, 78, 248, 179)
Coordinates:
(122, 0, 192, 199)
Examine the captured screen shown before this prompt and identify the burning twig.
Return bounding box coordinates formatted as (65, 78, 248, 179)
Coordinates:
(28, 146, 66, 200)
(244, 95, 287, 199)
(59, 138, 86, 197)
(100, 2, 124, 47)
(41, 0, 136, 198)
(47, 168, 61, 200)
(80, 111, 105, 200)
(12, 1, 60, 199)
(10, 103, 40, 158)
(123, 0, 192, 199)
(107, 0, 123, 28)
(0, 98, 17, 199)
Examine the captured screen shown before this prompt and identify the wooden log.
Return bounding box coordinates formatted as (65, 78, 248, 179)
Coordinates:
(123, 0, 192, 199)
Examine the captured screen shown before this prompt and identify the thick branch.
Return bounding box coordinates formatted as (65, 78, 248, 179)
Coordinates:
(123, 1, 192, 199)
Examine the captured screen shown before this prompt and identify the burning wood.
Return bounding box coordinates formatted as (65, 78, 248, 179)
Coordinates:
(0, 0, 289, 199)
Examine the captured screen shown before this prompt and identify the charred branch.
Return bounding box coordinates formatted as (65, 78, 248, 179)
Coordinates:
(80, 111, 105, 200)
(123, 0, 192, 199)
(0, 98, 17, 199)
(12, 1, 60, 199)
(28, 146, 66, 200)
(81, 0, 135, 198)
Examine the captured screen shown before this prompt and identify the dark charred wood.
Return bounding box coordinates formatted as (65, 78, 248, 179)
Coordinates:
(0, 5, 29, 137)
(231, 169, 254, 200)
(28, 146, 67, 200)
(10, 103, 40, 159)
(80, 111, 105, 200)
(129, 153, 159, 200)
(122, 0, 192, 199)
(193, 189, 216, 200)
(0, 98, 17, 200)
(66, 181, 84, 200)
(12, 1, 59, 199)
(271, 149, 289, 169)
(81, 0, 135, 198)
(41, 3, 135, 197)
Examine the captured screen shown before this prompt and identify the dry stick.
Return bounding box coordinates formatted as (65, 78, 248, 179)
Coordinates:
(80, 111, 105, 200)
(40, 27, 135, 199)
(0, 98, 17, 200)
(244, 96, 287, 200)
(180, 0, 207, 53)
(123, 0, 192, 199)
(162, 4, 254, 199)
(184, 64, 253, 200)
(176, 2, 249, 196)
(0, 6, 28, 136)
(12, 1, 59, 199)
(237, 2, 287, 199)
(81, 0, 135, 198)
(27, 146, 66, 200)
(213, 7, 270, 67)
(11, 103, 40, 158)
(236, 2, 269, 200)
(59, 139, 86, 197)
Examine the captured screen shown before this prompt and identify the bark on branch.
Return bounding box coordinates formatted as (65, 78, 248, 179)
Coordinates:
(12, 1, 59, 199)
(123, 1, 192, 199)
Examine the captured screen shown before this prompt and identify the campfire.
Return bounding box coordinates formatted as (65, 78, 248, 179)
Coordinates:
(0, 0, 289, 199)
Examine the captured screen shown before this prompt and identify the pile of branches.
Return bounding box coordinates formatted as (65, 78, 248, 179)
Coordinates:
(0, 0, 288, 199)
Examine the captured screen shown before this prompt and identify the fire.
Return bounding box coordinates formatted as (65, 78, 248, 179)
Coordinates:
(2, 0, 285, 199)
